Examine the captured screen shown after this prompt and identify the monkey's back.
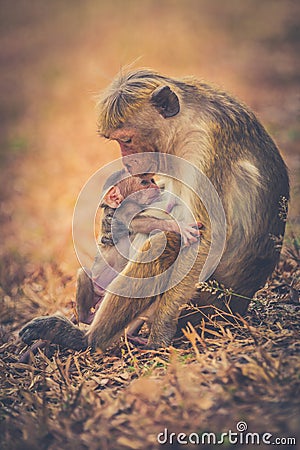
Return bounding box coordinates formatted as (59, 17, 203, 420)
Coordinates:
(97, 69, 290, 301)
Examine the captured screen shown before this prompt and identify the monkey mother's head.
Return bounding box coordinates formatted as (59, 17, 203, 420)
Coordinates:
(97, 69, 181, 174)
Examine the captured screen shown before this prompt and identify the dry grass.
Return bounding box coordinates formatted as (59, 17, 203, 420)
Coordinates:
(1, 248, 299, 449)
(0, 1, 299, 449)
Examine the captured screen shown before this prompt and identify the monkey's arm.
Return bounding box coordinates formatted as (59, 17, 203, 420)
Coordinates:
(130, 214, 203, 245)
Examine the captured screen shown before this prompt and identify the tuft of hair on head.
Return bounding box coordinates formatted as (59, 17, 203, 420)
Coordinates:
(96, 68, 165, 135)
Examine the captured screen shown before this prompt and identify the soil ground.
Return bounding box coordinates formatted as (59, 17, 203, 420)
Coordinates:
(0, 1, 299, 449)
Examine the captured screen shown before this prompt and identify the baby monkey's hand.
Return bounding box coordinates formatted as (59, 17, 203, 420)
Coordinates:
(179, 221, 203, 246)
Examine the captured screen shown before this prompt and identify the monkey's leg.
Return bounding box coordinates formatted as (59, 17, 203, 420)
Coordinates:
(86, 293, 155, 350)
(19, 233, 176, 353)
(127, 318, 144, 336)
(74, 268, 96, 324)
(153, 263, 252, 345)
(126, 317, 145, 345)
(126, 302, 158, 346)
(146, 238, 212, 349)
(86, 232, 182, 350)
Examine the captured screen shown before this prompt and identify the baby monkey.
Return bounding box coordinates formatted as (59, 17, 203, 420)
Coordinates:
(18, 170, 202, 361)
(75, 169, 202, 343)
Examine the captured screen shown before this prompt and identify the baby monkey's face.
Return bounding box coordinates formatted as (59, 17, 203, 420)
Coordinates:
(122, 173, 160, 205)
(102, 173, 161, 209)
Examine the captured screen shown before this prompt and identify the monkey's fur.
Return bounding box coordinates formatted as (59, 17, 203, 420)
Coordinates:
(75, 171, 161, 325)
(74, 171, 200, 329)
(20, 68, 289, 352)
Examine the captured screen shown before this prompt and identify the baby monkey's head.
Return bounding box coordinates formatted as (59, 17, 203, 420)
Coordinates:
(101, 170, 160, 209)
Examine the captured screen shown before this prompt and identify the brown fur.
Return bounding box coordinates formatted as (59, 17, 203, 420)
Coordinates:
(73, 172, 200, 330)
(19, 68, 289, 352)
(74, 172, 160, 325)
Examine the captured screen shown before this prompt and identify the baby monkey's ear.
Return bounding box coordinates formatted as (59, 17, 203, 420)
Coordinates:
(103, 186, 124, 208)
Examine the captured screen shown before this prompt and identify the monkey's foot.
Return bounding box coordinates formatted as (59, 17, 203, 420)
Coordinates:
(145, 333, 173, 350)
(127, 334, 148, 346)
(143, 342, 162, 351)
(19, 315, 88, 351)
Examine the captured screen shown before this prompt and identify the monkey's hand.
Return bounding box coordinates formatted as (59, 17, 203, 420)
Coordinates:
(19, 315, 88, 351)
(161, 219, 202, 245)
(178, 222, 203, 246)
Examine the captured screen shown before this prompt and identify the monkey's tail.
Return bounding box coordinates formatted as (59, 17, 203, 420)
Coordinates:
(19, 315, 88, 352)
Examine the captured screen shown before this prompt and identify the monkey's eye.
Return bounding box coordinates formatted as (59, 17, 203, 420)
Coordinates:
(151, 178, 155, 184)
(140, 180, 150, 186)
(119, 137, 132, 144)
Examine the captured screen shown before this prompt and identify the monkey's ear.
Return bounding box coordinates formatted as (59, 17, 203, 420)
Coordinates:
(103, 186, 124, 208)
(150, 86, 180, 118)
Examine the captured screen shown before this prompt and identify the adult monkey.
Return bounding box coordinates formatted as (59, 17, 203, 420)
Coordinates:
(20, 68, 289, 351)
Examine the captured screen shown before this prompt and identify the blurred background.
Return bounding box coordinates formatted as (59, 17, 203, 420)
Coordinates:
(0, 0, 299, 315)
